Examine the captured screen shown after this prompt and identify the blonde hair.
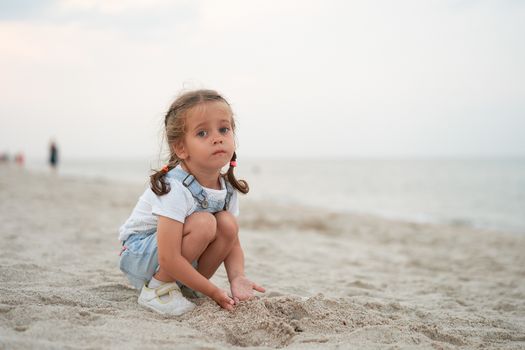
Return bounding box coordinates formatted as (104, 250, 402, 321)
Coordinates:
(150, 89, 249, 196)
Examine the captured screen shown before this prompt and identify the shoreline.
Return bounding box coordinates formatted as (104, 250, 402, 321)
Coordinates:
(13, 162, 525, 235)
(1, 165, 524, 349)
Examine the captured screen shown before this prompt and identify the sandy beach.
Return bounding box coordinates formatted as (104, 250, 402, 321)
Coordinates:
(0, 165, 524, 350)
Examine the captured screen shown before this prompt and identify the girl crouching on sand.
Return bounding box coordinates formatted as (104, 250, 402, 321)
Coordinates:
(118, 89, 264, 315)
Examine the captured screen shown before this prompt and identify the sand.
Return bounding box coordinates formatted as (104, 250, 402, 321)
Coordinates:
(0, 165, 524, 349)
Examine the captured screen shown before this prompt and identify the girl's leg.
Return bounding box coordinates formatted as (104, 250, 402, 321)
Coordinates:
(153, 212, 217, 282)
(196, 211, 238, 279)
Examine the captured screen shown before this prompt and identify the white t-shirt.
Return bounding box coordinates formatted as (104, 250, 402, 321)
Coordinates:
(118, 174, 239, 242)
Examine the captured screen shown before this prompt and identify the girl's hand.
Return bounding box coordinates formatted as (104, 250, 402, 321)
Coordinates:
(211, 288, 235, 311)
(230, 275, 265, 303)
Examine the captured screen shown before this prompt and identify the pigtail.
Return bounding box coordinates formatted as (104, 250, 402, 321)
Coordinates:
(150, 104, 184, 196)
(225, 152, 249, 194)
(150, 170, 168, 195)
(150, 164, 172, 195)
(150, 147, 180, 195)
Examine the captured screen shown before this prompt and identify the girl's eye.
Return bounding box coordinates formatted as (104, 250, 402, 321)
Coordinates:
(219, 127, 230, 134)
(197, 130, 208, 137)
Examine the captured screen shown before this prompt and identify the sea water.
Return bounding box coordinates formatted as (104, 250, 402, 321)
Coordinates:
(26, 157, 525, 233)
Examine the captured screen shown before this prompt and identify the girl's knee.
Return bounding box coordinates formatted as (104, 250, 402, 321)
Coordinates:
(185, 212, 217, 241)
(215, 211, 238, 241)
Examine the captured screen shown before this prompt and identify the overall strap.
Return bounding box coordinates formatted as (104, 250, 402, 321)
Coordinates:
(166, 167, 209, 209)
(223, 179, 234, 210)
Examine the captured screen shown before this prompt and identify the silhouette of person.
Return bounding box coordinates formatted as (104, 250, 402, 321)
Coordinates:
(49, 141, 59, 169)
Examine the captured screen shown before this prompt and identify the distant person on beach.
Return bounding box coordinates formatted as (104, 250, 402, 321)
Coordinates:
(15, 152, 24, 167)
(118, 89, 265, 316)
(0, 152, 9, 163)
(49, 141, 58, 169)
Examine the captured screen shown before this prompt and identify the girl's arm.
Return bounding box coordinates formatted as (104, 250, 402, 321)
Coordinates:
(156, 216, 234, 309)
(224, 238, 245, 281)
(224, 238, 265, 302)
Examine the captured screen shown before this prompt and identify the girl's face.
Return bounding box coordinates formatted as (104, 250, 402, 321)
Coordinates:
(175, 101, 235, 172)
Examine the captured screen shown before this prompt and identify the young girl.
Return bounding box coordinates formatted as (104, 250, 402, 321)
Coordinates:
(118, 89, 264, 316)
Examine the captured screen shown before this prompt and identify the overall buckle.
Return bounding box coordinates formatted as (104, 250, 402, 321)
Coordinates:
(182, 174, 195, 187)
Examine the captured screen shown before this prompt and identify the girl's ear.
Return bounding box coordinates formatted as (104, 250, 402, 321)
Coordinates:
(173, 141, 188, 160)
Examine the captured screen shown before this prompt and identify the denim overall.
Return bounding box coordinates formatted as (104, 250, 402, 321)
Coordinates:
(119, 166, 234, 289)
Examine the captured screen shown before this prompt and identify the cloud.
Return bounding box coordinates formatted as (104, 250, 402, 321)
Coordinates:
(0, 0, 55, 20)
(57, 0, 177, 15)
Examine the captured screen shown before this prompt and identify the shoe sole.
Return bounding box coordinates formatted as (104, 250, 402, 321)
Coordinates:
(138, 298, 195, 316)
(138, 298, 168, 315)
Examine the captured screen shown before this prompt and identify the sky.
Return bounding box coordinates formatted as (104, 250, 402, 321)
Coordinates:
(1, 0, 524, 160)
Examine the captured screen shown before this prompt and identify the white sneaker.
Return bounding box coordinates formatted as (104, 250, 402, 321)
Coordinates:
(138, 282, 196, 316)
